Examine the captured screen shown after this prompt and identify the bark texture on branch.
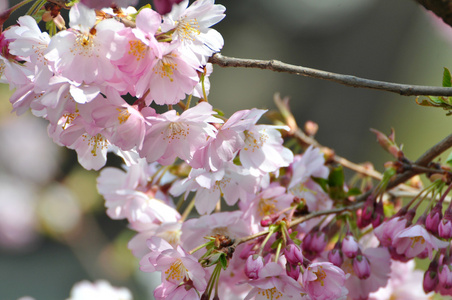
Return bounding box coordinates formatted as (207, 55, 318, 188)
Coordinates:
(415, 0, 452, 27)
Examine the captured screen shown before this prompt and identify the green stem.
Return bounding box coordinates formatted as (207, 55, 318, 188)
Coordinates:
(274, 240, 282, 263)
(258, 227, 276, 256)
(189, 241, 212, 255)
(185, 94, 192, 110)
(201, 73, 208, 102)
(180, 197, 196, 222)
(26, 0, 45, 15)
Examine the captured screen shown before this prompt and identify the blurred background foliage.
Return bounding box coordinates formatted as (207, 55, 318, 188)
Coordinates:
(1, 0, 452, 299)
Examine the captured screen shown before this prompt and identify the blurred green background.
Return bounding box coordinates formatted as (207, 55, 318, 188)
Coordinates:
(1, 0, 452, 299)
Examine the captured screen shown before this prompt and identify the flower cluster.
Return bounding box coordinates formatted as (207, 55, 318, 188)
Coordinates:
(2, 1, 452, 300)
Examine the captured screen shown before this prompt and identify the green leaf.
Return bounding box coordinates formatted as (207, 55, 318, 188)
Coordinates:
(346, 187, 362, 197)
(311, 177, 328, 192)
(270, 238, 282, 250)
(328, 166, 345, 188)
(443, 68, 452, 87)
(446, 151, 452, 167)
(219, 254, 228, 270)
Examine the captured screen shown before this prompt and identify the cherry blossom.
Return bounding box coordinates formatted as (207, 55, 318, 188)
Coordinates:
(67, 280, 133, 300)
(139, 102, 222, 165)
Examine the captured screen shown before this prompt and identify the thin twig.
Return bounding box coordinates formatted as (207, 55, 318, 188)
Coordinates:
(209, 53, 452, 97)
(388, 133, 452, 190)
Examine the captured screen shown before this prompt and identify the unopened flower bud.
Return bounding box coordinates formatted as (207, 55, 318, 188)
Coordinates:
(424, 259, 439, 293)
(371, 200, 385, 228)
(439, 264, 452, 289)
(426, 203, 443, 235)
(244, 255, 264, 280)
(260, 214, 278, 227)
(342, 235, 359, 259)
(358, 195, 374, 228)
(328, 248, 343, 267)
(304, 120, 318, 137)
(285, 244, 304, 265)
(310, 231, 327, 253)
(286, 263, 300, 281)
(439, 209, 452, 239)
(353, 254, 371, 279)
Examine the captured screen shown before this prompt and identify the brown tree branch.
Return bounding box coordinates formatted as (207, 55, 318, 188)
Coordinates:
(209, 53, 452, 97)
(414, 0, 452, 28)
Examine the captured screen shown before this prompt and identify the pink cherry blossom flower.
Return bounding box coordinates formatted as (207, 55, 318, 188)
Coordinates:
(392, 224, 449, 259)
(344, 247, 391, 300)
(67, 280, 133, 300)
(0, 39, 31, 89)
(91, 89, 150, 151)
(245, 262, 306, 299)
(128, 222, 182, 258)
(289, 146, 329, 188)
(180, 211, 250, 257)
(369, 260, 431, 300)
(139, 102, 222, 165)
(140, 237, 208, 293)
(113, 8, 162, 95)
(373, 215, 407, 247)
(45, 3, 126, 85)
(161, 0, 225, 65)
(239, 124, 293, 175)
(97, 160, 180, 228)
(301, 262, 348, 300)
(136, 41, 200, 105)
(154, 283, 201, 300)
(4, 15, 52, 87)
(171, 162, 262, 214)
(48, 104, 111, 170)
(191, 108, 266, 171)
(241, 184, 293, 232)
(288, 146, 332, 212)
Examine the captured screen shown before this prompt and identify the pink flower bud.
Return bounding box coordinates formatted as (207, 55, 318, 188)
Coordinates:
(342, 235, 359, 259)
(426, 203, 443, 235)
(286, 263, 300, 281)
(371, 200, 385, 228)
(327, 248, 343, 267)
(285, 244, 304, 265)
(302, 232, 314, 252)
(439, 210, 452, 239)
(310, 232, 327, 253)
(353, 254, 371, 280)
(357, 195, 374, 228)
(244, 255, 264, 280)
(439, 264, 452, 289)
(423, 260, 439, 293)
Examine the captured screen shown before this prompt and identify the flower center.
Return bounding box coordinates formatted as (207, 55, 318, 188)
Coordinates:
(117, 107, 131, 124)
(313, 266, 327, 286)
(243, 130, 268, 152)
(82, 133, 108, 156)
(73, 32, 98, 57)
(163, 122, 189, 142)
(258, 197, 277, 217)
(257, 287, 283, 299)
(154, 55, 178, 82)
(176, 18, 201, 41)
(128, 40, 147, 61)
(410, 236, 425, 248)
(164, 259, 188, 283)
